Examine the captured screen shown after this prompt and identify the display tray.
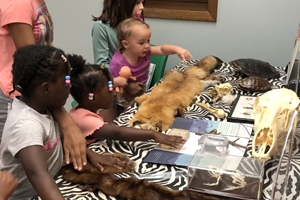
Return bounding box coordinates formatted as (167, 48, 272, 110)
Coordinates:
(188, 169, 262, 200)
(227, 95, 256, 124)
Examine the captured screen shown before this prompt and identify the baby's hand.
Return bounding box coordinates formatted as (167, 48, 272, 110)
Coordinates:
(0, 171, 18, 199)
(177, 48, 193, 64)
(89, 154, 125, 171)
(154, 132, 186, 148)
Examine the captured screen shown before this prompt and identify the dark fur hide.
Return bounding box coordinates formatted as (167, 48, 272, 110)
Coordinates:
(61, 153, 225, 200)
(129, 56, 224, 132)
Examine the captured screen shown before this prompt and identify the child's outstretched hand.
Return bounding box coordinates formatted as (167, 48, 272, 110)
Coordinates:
(154, 132, 186, 149)
(177, 48, 193, 64)
(88, 153, 125, 172)
(0, 171, 18, 200)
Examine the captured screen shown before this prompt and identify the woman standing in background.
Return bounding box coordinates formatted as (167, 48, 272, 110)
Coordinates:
(92, 0, 145, 68)
(91, 0, 146, 122)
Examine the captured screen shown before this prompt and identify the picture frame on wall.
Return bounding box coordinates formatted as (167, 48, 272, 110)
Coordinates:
(227, 95, 256, 124)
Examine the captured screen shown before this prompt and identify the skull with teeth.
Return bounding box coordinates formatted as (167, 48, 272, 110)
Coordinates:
(252, 88, 300, 160)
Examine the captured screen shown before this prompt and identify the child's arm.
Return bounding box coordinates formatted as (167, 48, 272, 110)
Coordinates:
(19, 146, 65, 200)
(92, 124, 185, 148)
(150, 45, 193, 63)
(49, 106, 87, 171)
(86, 149, 125, 171)
(0, 171, 18, 200)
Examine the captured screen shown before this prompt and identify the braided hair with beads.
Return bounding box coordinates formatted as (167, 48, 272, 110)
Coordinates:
(68, 54, 113, 104)
(10, 45, 70, 98)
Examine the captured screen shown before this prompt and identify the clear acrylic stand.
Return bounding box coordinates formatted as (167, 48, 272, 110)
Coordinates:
(270, 111, 299, 199)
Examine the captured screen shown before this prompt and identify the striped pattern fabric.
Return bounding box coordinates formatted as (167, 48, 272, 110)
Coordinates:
(32, 60, 299, 200)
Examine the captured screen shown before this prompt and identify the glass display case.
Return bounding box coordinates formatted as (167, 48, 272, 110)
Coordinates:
(267, 111, 299, 200)
(198, 134, 229, 155)
(187, 152, 265, 200)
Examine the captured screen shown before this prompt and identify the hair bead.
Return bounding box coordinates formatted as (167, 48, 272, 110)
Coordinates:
(89, 93, 94, 100)
(61, 55, 67, 62)
(108, 81, 113, 91)
(65, 75, 71, 87)
(16, 85, 23, 92)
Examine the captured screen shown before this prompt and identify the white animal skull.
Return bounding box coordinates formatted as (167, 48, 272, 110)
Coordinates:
(252, 88, 300, 160)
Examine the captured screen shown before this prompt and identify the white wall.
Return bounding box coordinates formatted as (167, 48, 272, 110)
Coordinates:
(46, 0, 300, 111)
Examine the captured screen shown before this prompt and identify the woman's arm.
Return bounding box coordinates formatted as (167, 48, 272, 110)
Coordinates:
(8, 23, 36, 48)
(49, 107, 87, 171)
(92, 23, 110, 68)
(93, 124, 185, 148)
(19, 146, 65, 200)
(0, 171, 18, 200)
(150, 45, 193, 63)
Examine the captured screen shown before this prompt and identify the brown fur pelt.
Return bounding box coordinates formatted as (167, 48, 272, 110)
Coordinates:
(61, 153, 224, 200)
(129, 56, 224, 132)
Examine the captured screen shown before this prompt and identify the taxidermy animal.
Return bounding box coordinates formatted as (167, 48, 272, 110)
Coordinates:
(129, 56, 224, 132)
(61, 153, 225, 200)
(230, 58, 280, 92)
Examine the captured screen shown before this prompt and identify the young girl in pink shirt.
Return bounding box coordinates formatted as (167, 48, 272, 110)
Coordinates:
(68, 54, 186, 147)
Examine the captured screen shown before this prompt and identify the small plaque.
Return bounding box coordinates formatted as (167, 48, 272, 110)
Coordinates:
(227, 95, 256, 124)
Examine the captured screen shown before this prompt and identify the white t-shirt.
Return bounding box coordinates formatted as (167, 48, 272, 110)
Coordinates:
(0, 97, 63, 199)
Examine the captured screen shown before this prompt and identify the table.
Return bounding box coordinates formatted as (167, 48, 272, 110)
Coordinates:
(32, 59, 300, 200)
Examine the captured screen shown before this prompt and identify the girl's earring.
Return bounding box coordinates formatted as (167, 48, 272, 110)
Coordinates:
(89, 93, 94, 100)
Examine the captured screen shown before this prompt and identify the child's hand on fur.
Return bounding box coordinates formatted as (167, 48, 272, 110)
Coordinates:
(153, 132, 186, 148)
(176, 48, 193, 64)
(87, 150, 125, 171)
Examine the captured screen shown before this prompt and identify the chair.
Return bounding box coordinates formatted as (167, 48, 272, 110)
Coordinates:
(149, 46, 169, 88)
(71, 100, 78, 107)
(149, 54, 169, 88)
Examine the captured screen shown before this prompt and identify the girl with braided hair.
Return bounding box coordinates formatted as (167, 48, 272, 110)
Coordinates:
(0, 45, 125, 200)
(0, 0, 86, 171)
(68, 54, 186, 147)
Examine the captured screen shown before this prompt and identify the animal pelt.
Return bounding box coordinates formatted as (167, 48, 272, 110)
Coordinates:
(129, 56, 224, 132)
(61, 153, 225, 200)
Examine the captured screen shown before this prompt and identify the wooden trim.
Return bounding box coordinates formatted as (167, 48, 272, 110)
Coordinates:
(144, 0, 218, 22)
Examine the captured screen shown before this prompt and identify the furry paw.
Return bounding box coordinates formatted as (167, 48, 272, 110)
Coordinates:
(118, 153, 130, 162)
(100, 153, 136, 174)
(127, 160, 136, 170)
(79, 184, 97, 192)
(103, 152, 130, 162)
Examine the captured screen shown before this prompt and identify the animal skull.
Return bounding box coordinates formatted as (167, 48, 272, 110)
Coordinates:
(252, 88, 300, 160)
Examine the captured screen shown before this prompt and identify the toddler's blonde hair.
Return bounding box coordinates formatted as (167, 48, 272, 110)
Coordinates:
(116, 18, 150, 53)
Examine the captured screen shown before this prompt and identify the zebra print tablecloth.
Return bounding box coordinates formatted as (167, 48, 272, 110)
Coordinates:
(32, 60, 300, 200)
